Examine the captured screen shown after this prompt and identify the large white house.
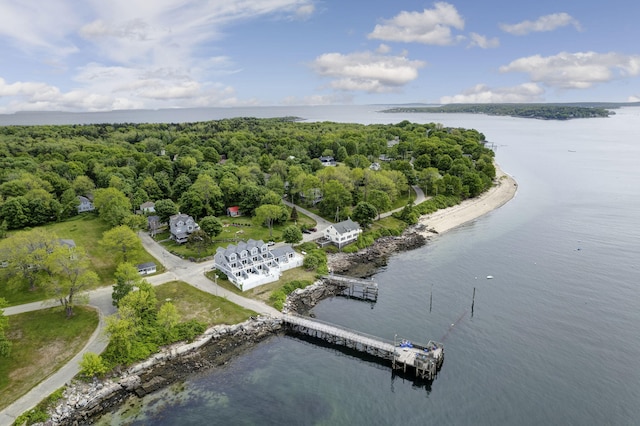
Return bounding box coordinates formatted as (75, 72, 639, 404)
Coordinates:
(213, 239, 303, 291)
(169, 213, 199, 244)
(324, 218, 362, 249)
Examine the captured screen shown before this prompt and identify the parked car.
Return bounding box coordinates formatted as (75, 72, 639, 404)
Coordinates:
(302, 228, 312, 234)
(309, 227, 317, 232)
(267, 241, 276, 246)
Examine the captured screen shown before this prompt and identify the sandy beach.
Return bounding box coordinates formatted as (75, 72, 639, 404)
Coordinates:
(417, 164, 518, 236)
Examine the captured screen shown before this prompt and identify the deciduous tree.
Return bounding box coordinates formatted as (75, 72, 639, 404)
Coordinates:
(282, 225, 302, 244)
(188, 229, 211, 257)
(45, 246, 98, 318)
(154, 199, 178, 224)
(254, 204, 288, 239)
(199, 216, 223, 238)
(352, 202, 377, 228)
(112, 262, 141, 307)
(101, 225, 142, 263)
(93, 187, 132, 227)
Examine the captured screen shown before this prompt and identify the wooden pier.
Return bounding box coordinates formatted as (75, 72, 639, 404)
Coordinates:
(321, 274, 379, 302)
(282, 314, 443, 380)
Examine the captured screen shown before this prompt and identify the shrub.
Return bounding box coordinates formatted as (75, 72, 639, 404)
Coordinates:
(174, 319, 206, 342)
(342, 244, 359, 253)
(14, 387, 64, 425)
(79, 352, 108, 378)
(269, 280, 313, 311)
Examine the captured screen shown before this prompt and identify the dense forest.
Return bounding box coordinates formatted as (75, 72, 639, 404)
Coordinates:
(382, 103, 614, 120)
(0, 118, 496, 232)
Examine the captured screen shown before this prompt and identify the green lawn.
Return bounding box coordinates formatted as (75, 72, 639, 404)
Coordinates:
(0, 306, 99, 410)
(157, 210, 317, 259)
(155, 281, 256, 325)
(0, 214, 162, 306)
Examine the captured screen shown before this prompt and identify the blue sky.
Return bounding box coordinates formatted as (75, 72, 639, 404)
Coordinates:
(1, 0, 639, 112)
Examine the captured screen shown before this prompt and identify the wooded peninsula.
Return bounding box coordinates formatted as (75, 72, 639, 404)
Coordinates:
(381, 103, 628, 120)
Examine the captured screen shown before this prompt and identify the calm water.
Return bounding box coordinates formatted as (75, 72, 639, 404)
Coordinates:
(6, 106, 638, 425)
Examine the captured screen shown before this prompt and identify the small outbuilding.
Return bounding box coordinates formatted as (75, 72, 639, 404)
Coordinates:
(137, 262, 157, 275)
(227, 206, 241, 217)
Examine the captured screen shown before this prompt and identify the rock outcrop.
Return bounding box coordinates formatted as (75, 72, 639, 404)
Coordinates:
(328, 225, 428, 276)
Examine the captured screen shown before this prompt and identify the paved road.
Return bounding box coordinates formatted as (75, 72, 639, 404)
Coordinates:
(0, 233, 280, 425)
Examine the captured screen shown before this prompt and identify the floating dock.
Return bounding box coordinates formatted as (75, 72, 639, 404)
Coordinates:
(321, 274, 379, 302)
(282, 314, 443, 380)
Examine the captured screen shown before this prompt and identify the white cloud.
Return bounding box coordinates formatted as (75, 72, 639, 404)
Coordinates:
(440, 83, 544, 103)
(376, 44, 391, 54)
(310, 51, 425, 93)
(500, 12, 582, 36)
(0, 0, 80, 54)
(627, 95, 640, 102)
(0, 0, 316, 112)
(368, 2, 465, 45)
(468, 33, 499, 49)
(500, 52, 640, 89)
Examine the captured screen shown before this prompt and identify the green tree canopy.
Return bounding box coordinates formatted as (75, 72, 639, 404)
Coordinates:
(352, 202, 377, 228)
(100, 225, 142, 263)
(154, 198, 179, 224)
(199, 216, 223, 238)
(282, 225, 303, 244)
(93, 187, 132, 227)
(112, 262, 142, 307)
(253, 204, 288, 239)
(45, 246, 99, 317)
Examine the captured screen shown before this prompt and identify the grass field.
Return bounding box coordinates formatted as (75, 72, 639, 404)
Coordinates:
(155, 281, 257, 325)
(0, 306, 99, 410)
(0, 214, 162, 306)
(157, 210, 316, 259)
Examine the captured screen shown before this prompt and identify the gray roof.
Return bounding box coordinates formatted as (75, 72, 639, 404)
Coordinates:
(216, 239, 266, 259)
(137, 262, 156, 269)
(58, 239, 76, 249)
(169, 213, 194, 224)
(332, 219, 360, 235)
(270, 244, 295, 258)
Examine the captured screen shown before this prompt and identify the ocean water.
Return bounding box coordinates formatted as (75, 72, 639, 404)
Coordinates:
(5, 106, 638, 425)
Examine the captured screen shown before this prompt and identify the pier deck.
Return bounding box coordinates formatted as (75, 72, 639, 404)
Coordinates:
(282, 314, 443, 380)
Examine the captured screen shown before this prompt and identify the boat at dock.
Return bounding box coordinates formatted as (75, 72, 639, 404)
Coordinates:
(394, 338, 444, 380)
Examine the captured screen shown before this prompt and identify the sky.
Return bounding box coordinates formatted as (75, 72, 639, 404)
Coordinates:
(0, 0, 639, 113)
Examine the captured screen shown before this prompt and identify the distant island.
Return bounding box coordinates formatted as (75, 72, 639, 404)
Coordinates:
(380, 103, 640, 120)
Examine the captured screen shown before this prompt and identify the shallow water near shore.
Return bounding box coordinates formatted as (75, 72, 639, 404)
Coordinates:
(60, 105, 640, 425)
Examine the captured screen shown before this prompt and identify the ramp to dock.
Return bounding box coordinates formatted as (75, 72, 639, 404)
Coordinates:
(282, 314, 394, 356)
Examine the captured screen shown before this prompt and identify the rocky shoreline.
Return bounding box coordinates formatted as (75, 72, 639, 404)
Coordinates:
(48, 224, 429, 425)
(51, 317, 282, 425)
(327, 223, 431, 277)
